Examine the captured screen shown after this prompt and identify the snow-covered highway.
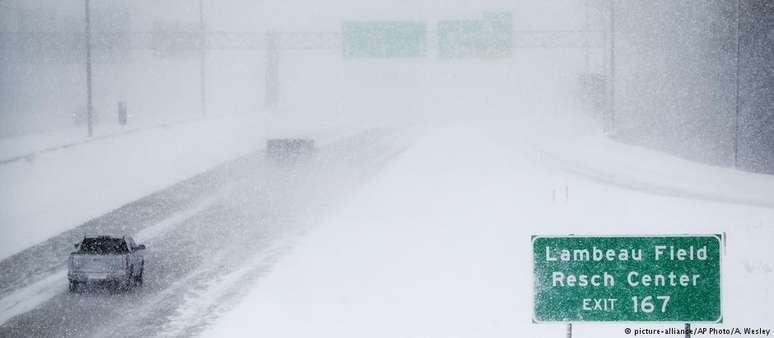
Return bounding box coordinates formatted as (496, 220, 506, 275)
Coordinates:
(0, 129, 406, 337)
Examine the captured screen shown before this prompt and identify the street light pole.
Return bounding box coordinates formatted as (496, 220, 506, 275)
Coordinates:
(84, 0, 93, 137)
(608, 0, 616, 134)
(199, 0, 206, 115)
(733, 0, 741, 168)
(584, 0, 590, 73)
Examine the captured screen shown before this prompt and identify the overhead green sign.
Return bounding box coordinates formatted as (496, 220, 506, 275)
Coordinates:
(532, 235, 722, 322)
(342, 21, 427, 58)
(438, 12, 512, 58)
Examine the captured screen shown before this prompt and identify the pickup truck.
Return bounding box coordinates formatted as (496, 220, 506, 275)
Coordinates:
(68, 236, 146, 291)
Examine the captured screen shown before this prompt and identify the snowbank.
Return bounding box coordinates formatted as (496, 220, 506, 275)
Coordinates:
(202, 120, 774, 337)
(538, 131, 774, 209)
(0, 115, 228, 163)
(0, 113, 262, 260)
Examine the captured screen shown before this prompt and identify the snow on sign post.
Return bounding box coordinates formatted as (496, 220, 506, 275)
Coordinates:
(532, 235, 722, 323)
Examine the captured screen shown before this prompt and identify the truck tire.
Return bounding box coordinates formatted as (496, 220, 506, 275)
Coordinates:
(135, 271, 143, 286)
(135, 262, 144, 286)
(123, 270, 134, 289)
(111, 280, 123, 292)
(68, 280, 79, 293)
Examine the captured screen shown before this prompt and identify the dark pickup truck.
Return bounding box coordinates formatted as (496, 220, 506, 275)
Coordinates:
(68, 236, 146, 291)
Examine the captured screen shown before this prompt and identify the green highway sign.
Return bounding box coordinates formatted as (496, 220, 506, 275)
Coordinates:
(342, 21, 427, 58)
(437, 12, 512, 58)
(532, 235, 722, 322)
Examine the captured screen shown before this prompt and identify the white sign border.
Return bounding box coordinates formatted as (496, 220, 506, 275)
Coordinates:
(530, 234, 724, 324)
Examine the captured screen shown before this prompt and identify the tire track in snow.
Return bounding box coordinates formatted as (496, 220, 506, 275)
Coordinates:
(0, 188, 231, 326)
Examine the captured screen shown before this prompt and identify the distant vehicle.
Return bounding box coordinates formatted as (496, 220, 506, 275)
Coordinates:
(68, 236, 146, 292)
(266, 138, 317, 161)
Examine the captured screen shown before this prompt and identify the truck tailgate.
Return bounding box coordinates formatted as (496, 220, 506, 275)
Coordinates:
(72, 254, 124, 272)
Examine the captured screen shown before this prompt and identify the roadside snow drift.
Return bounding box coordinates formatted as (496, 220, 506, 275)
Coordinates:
(203, 118, 774, 338)
(0, 114, 261, 260)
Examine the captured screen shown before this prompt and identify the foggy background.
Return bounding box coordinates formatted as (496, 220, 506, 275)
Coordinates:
(2, 0, 771, 173)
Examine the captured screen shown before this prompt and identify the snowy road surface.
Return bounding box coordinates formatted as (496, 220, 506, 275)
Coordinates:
(0, 129, 406, 337)
(203, 119, 774, 338)
(2, 115, 773, 338)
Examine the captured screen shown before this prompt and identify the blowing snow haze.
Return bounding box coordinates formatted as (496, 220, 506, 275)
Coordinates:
(0, 0, 773, 337)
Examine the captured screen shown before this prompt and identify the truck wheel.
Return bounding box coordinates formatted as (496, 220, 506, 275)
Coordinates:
(69, 281, 79, 293)
(124, 271, 134, 289)
(135, 262, 144, 286)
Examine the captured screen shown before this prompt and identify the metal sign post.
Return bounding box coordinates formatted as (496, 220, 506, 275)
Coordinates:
(264, 31, 279, 108)
(84, 0, 93, 137)
(608, 0, 616, 134)
(199, 0, 206, 115)
(117, 101, 127, 126)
